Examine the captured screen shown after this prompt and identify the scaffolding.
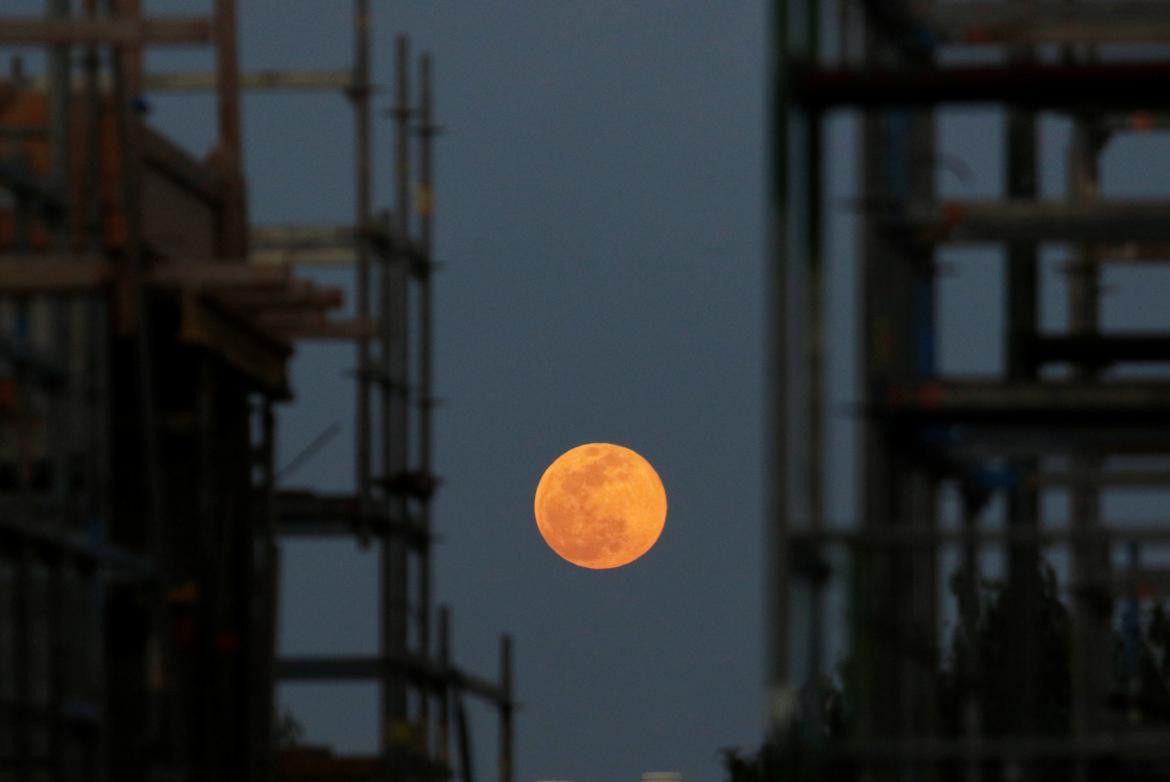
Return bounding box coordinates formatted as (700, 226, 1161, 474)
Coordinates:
(0, 3, 513, 781)
(770, 1, 1170, 779)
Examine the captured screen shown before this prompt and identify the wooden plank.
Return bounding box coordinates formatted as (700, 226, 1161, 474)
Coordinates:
(178, 292, 291, 396)
(250, 222, 392, 249)
(929, 2, 1170, 46)
(149, 69, 358, 91)
(217, 280, 344, 310)
(0, 17, 212, 46)
(896, 201, 1170, 245)
(881, 380, 1170, 421)
(149, 262, 288, 290)
(249, 248, 360, 267)
(22, 69, 364, 94)
(259, 316, 374, 341)
(249, 224, 370, 267)
(0, 257, 114, 293)
(0, 257, 296, 293)
(793, 61, 1170, 110)
(139, 125, 223, 203)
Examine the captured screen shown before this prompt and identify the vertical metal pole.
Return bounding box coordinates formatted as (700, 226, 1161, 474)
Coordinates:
(382, 34, 411, 779)
(79, 0, 103, 253)
(196, 355, 216, 781)
(802, 0, 826, 710)
(378, 52, 398, 775)
(416, 51, 436, 754)
(1004, 114, 1038, 381)
(1004, 87, 1040, 781)
(46, 4, 72, 777)
(856, 16, 940, 772)
(110, 14, 162, 552)
(49, 556, 66, 782)
(393, 36, 411, 507)
(352, 0, 373, 532)
(13, 546, 30, 781)
(499, 635, 513, 782)
(80, 6, 109, 777)
(110, 24, 168, 777)
(1067, 116, 1106, 782)
(455, 693, 475, 782)
(378, 206, 402, 770)
(48, 0, 71, 240)
(213, 0, 241, 172)
(253, 399, 278, 782)
(766, 0, 793, 737)
(959, 499, 982, 782)
(438, 605, 451, 772)
(213, 0, 246, 257)
(393, 34, 411, 737)
(113, 0, 141, 96)
(858, 32, 890, 767)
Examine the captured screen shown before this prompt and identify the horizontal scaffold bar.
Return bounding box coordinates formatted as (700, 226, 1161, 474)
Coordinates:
(885, 201, 1170, 245)
(789, 524, 1170, 547)
(272, 491, 430, 544)
(878, 380, 1170, 422)
(838, 731, 1170, 760)
(276, 655, 510, 705)
(0, 257, 289, 293)
(0, 16, 212, 46)
(790, 61, 1170, 110)
(19, 70, 367, 93)
(928, 2, 1170, 46)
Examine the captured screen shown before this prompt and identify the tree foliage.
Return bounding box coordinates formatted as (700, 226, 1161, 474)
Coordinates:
(724, 563, 1170, 782)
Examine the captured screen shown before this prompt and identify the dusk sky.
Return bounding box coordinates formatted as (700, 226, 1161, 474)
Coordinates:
(159, 6, 1169, 780)
(132, 2, 767, 779)
(9, 0, 1167, 778)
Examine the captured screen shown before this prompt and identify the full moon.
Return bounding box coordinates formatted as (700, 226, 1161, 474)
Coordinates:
(533, 443, 667, 569)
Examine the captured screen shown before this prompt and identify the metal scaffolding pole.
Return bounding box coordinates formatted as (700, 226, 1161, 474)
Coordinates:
(770, 2, 1170, 779)
(800, 0, 826, 710)
(765, 0, 793, 739)
(0, 5, 514, 780)
(1067, 112, 1109, 782)
(925, 2, 1170, 46)
(438, 605, 451, 769)
(381, 33, 411, 780)
(792, 60, 1170, 110)
(46, 5, 72, 776)
(107, 7, 173, 775)
(1002, 57, 1041, 777)
(416, 49, 436, 755)
(212, 0, 245, 257)
(353, 0, 373, 533)
(0, 15, 212, 45)
(887, 200, 1170, 245)
(499, 635, 513, 782)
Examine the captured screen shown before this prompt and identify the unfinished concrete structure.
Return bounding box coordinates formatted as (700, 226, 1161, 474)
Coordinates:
(770, 1, 1170, 779)
(0, 3, 511, 781)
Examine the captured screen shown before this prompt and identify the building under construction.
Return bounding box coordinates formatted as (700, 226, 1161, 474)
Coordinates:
(0, 3, 512, 781)
(769, 1, 1170, 780)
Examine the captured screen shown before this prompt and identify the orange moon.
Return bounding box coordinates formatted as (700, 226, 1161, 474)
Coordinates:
(533, 443, 667, 569)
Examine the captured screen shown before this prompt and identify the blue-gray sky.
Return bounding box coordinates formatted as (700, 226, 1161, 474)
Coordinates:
(260, 5, 767, 780)
(120, 2, 767, 780)
(14, 2, 1170, 779)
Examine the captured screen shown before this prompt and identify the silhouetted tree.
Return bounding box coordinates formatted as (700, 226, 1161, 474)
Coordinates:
(724, 563, 1170, 782)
